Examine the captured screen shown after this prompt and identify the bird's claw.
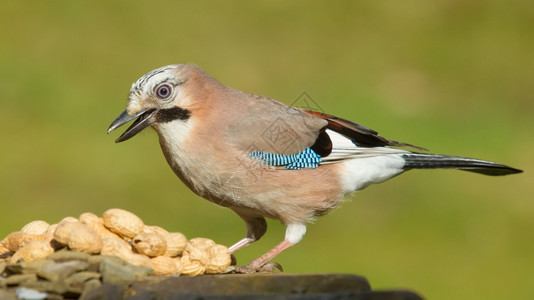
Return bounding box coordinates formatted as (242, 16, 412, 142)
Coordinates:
(233, 262, 283, 274)
(260, 262, 284, 272)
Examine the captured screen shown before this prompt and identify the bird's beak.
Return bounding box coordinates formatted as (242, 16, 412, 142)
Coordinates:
(107, 109, 157, 143)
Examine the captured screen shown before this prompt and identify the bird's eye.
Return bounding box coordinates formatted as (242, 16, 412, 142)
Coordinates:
(156, 84, 172, 99)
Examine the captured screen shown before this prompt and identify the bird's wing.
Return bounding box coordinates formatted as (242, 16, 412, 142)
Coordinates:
(226, 95, 328, 156)
(226, 94, 425, 169)
(302, 110, 427, 151)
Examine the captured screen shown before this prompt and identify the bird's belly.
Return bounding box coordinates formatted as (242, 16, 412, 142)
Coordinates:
(159, 134, 346, 223)
(216, 163, 346, 223)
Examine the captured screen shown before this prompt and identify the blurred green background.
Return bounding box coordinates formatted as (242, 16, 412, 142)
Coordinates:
(1, 1, 532, 298)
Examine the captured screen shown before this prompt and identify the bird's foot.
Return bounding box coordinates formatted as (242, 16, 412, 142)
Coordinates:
(233, 262, 283, 274)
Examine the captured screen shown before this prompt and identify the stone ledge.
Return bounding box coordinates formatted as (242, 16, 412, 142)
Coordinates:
(83, 274, 423, 300)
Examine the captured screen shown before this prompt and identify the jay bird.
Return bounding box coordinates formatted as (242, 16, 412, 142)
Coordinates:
(108, 64, 522, 273)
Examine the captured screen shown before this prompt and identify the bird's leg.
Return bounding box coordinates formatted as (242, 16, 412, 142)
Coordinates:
(229, 209, 267, 254)
(228, 237, 254, 253)
(235, 223, 306, 273)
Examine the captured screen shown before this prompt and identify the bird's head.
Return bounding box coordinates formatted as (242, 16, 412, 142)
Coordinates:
(107, 64, 201, 143)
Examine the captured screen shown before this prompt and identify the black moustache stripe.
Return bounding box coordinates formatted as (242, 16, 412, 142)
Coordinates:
(156, 107, 191, 123)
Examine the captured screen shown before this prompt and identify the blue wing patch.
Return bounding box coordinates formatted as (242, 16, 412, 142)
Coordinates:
(249, 148, 322, 170)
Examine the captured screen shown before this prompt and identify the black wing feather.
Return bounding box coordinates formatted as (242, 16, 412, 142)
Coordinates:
(303, 110, 427, 151)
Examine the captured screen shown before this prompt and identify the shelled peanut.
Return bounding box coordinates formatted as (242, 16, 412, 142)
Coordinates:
(0, 208, 231, 276)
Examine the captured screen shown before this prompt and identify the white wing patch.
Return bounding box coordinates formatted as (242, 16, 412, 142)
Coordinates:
(321, 130, 409, 164)
(322, 130, 408, 193)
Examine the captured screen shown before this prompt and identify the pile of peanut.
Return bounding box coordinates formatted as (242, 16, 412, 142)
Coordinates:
(0, 208, 231, 276)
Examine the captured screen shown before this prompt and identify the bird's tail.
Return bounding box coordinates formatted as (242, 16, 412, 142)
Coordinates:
(402, 153, 522, 176)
